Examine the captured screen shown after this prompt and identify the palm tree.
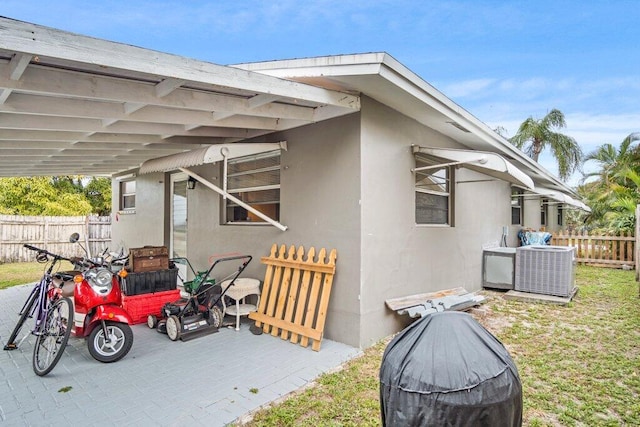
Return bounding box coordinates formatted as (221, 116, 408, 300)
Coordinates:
(582, 132, 640, 186)
(510, 109, 583, 181)
(578, 133, 640, 232)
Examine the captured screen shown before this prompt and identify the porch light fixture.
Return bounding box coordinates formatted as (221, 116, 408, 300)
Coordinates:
(187, 176, 197, 190)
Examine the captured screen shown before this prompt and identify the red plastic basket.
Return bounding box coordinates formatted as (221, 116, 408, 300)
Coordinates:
(121, 289, 181, 324)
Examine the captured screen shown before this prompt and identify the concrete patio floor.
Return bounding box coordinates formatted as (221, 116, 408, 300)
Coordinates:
(0, 284, 361, 426)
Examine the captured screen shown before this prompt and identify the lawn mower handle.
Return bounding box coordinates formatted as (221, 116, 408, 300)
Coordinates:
(205, 254, 253, 309)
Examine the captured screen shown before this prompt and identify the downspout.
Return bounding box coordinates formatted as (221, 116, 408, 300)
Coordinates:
(178, 167, 288, 232)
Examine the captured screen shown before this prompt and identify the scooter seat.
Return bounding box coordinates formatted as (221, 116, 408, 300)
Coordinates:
(53, 270, 81, 297)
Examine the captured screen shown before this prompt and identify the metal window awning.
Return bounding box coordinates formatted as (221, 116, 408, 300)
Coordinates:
(139, 142, 288, 231)
(138, 142, 286, 174)
(526, 186, 592, 213)
(412, 146, 534, 190)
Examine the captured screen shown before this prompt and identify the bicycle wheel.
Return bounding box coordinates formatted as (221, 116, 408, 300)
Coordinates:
(32, 297, 74, 376)
(3, 286, 40, 351)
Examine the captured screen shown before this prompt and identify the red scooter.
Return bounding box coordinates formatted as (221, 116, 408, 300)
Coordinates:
(57, 233, 133, 363)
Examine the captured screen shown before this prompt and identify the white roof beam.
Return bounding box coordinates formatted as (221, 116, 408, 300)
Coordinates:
(0, 90, 11, 104)
(0, 140, 206, 150)
(155, 78, 185, 97)
(212, 112, 235, 121)
(8, 53, 33, 80)
(247, 93, 281, 109)
(0, 93, 290, 129)
(216, 93, 283, 124)
(124, 102, 145, 114)
(0, 129, 89, 141)
(0, 53, 32, 104)
(0, 113, 260, 138)
(0, 17, 359, 110)
(0, 64, 317, 122)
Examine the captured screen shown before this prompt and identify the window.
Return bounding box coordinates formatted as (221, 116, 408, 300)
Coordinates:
(415, 155, 454, 225)
(540, 198, 549, 226)
(557, 205, 564, 226)
(120, 180, 136, 211)
(511, 188, 523, 225)
(223, 150, 280, 224)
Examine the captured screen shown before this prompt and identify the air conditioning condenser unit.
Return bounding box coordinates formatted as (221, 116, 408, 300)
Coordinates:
(515, 245, 576, 297)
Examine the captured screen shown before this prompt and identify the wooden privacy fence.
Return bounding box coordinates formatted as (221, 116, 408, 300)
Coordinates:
(0, 215, 111, 263)
(249, 244, 337, 351)
(551, 229, 635, 268)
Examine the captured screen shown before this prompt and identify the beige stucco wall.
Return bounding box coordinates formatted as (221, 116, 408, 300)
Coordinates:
(524, 198, 542, 231)
(358, 97, 514, 347)
(111, 172, 168, 250)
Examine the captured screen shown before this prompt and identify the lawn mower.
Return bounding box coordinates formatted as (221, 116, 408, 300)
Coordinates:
(147, 254, 252, 341)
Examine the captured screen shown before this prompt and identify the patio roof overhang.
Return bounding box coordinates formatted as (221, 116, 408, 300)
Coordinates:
(0, 17, 359, 177)
(413, 145, 535, 190)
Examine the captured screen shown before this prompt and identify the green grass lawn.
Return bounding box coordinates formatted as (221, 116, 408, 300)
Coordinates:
(0, 261, 75, 290)
(238, 266, 640, 426)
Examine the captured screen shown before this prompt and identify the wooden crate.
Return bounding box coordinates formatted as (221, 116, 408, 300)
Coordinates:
(130, 246, 169, 273)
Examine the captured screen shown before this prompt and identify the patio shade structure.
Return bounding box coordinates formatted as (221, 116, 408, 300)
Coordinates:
(0, 17, 359, 177)
(412, 146, 535, 190)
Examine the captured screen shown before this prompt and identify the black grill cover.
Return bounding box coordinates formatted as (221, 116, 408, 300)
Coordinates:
(380, 311, 522, 427)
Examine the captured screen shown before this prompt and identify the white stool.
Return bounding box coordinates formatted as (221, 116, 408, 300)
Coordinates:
(220, 278, 261, 331)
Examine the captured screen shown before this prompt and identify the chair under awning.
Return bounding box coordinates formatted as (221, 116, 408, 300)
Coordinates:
(138, 142, 288, 231)
(412, 146, 534, 190)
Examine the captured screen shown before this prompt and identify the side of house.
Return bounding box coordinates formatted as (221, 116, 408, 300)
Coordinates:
(111, 93, 564, 348)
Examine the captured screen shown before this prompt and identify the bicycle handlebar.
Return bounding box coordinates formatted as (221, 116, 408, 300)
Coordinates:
(23, 244, 72, 262)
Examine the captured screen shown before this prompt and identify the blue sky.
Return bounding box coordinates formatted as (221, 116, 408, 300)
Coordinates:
(2, 0, 639, 185)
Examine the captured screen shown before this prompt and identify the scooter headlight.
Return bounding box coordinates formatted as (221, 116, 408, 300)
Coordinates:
(86, 268, 113, 294)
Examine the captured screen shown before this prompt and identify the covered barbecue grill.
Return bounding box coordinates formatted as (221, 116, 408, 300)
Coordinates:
(380, 311, 522, 426)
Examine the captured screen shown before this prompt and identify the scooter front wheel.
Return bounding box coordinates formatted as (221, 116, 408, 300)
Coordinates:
(88, 321, 133, 363)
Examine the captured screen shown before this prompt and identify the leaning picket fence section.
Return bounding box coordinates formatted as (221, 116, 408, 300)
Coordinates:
(551, 229, 635, 269)
(0, 215, 111, 263)
(249, 244, 337, 351)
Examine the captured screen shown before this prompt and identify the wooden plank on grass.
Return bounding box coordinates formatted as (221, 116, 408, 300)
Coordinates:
(385, 287, 468, 311)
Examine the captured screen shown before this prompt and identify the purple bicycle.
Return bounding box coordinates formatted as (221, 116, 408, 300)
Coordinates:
(4, 244, 75, 376)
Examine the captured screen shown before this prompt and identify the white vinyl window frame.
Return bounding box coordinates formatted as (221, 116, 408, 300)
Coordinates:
(119, 179, 136, 212)
(222, 150, 281, 226)
(557, 205, 564, 226)
(541, 198, 549, 226)
(511, 188, 524, 225)
(414, 154, 455, 226)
